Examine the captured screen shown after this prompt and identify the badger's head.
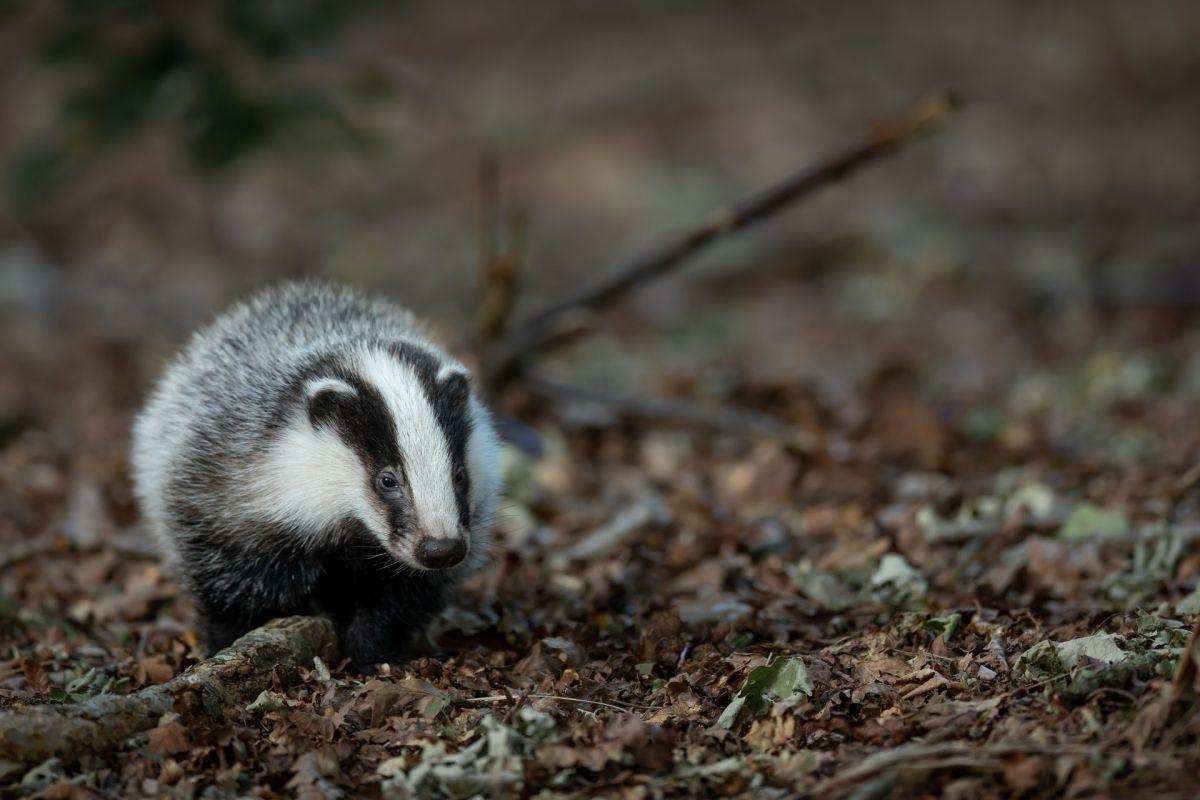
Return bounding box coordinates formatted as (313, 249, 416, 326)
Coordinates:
(253, 343, 501, 573)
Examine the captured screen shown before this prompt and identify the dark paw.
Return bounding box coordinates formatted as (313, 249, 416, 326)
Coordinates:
(346, 659, 380, 676)
(201, 616, 251, 657)
(344, 649, 408, 675)
(340, 625, 416, 674)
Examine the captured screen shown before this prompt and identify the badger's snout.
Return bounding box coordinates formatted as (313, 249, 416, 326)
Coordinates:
(415, 537, 467, 569)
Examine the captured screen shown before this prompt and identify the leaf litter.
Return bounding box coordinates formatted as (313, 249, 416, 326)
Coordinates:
(4, 321, 1200, 798)
(3, 66, 1200, 793)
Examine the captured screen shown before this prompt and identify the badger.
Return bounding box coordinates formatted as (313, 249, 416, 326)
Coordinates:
(131, 280, 502, 670)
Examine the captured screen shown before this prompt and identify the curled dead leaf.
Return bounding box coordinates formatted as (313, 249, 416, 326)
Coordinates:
(136, 655, 175, 685)
(147, 716, 190, 755)
(21, 658, 50, 694)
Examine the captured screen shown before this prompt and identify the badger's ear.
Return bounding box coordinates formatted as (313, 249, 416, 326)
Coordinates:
(436, 367, 471, 409)
(304, 377, 358, 428)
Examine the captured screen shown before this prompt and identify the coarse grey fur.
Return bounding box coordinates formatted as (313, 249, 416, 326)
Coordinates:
(131, 280, 502, 669)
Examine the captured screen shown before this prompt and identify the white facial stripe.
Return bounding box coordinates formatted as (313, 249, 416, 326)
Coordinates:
(304, 376, 356, 398)
(243, 417, 387, 542)
(358, 348, 461, 541)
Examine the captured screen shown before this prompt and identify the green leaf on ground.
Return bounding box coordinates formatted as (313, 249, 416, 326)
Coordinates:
(869, 554, 928, 607)
(922, 612, 962, 644)
(1057, 502, 1129, 540)
(1018, 633, 1129, 678)
(715, 656, 813, 729)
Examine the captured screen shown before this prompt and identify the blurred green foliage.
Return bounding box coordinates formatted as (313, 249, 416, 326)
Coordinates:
(6, 0, 387, 212)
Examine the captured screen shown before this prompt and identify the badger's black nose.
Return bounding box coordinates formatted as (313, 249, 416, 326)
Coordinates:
(415, 538, 467, 569)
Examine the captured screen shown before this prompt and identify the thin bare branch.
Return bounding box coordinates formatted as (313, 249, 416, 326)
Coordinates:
(486, 92, 961, 388)
(457, 692, 645, 715)
(548, 489, 671, 569)
(476, 153, 527, 342)
(1169, 619, 1200, 704)
(807, 740, 1169, 799)
(0, 528, 158, 570)
(523, 371, 815, 451)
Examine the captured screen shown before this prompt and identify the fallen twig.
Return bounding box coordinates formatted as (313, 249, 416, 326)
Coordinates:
(458, 692, 644, 715)
(1169, 619, 1200, 704)
(549, 489, 672, 568)
(807, 740, 1164, 799)
(0, 616, 337, 765)
(0, 528, 158, 571)
(1123, 619, 1200, 751)
(0, 540, 63, 571)
(524, 371, 815, 451)
(485, 92, 961, 388)
(499, 685, 535, 725)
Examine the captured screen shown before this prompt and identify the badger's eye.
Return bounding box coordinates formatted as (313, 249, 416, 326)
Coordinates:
(377, 471, 400, 492)
(453, 464, 468, 490)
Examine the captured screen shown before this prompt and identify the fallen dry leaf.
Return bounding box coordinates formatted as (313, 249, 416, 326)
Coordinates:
(147, 718, 190, 755)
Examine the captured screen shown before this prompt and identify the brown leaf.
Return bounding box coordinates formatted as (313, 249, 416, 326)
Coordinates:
(897, 669, 948, 700)
(853, 715, 911, 747)
(513, 642, 560, 680)
(606, 715, 648, 747)
(539, 743, 581, 769)
(28, 781, 100, 800)
(637, 608, 685, 665)
(359, 677, 448, 726)
(540, 743, 624, 772)
(147, 718, 191, 755)
(136, 655, 175, 685)
(867, 359, 946, 470)
(573, 740, 625, 772)
(714, 441, 800, 512)
(286, 749, 341, 788)
(542, 636, 587, 668)
(396, 677, 450, 718)
(1002, 754, 1042, 794)
(857, 657, 912, 684)
(1025, 537, 1103, 598)
(21, 658, 50, 694)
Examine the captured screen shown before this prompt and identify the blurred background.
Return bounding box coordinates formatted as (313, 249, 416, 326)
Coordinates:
(2, 5, 1200, 794)
(1, 0, 1199, 530)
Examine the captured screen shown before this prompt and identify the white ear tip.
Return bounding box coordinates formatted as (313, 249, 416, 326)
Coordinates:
(304, 377, 357, 398)
(436, 364, 470, 384)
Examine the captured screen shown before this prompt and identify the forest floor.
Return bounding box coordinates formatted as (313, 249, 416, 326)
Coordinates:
(2, 3, 1200, 798)
(3, 246, 1200, 798)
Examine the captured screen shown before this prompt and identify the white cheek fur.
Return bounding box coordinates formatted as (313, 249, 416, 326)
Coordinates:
(240, 417, 390, 545)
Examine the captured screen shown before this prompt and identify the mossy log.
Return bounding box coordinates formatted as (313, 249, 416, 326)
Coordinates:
(0, 616, 337, 765)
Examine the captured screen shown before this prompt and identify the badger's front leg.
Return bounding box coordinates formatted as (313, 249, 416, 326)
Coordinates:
(319, 555, 448, 671)
(185, 537, 325, 655)
(198, 595, 312, 654)
(340, 590, 446, 671)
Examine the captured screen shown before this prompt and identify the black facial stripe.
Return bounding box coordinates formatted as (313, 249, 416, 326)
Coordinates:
(385, 458, 416, 540)
(340, 378, 399, 468)
(297, 365, 415, 536)
(387, 342, 474, 526)
(288, 356, 402, 473)
(282, 347, 474, 532)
